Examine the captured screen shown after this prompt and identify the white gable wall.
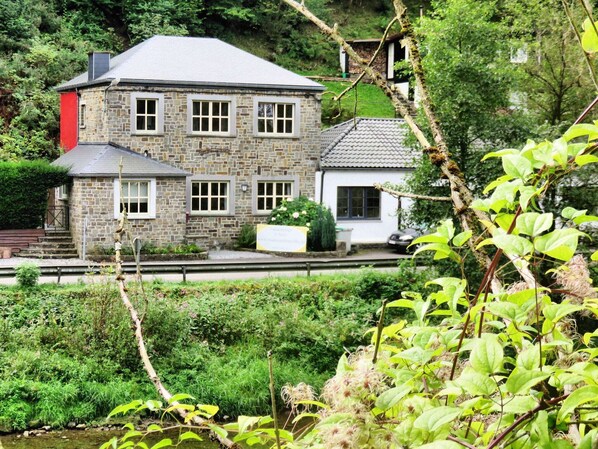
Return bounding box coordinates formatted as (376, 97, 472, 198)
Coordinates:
(316, 170, 413, 244)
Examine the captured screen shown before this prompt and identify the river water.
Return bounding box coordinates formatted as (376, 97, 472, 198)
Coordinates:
(0, 429, 220, 449)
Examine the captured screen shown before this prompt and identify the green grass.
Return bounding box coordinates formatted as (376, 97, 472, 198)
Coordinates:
(320, 80, 396, 127)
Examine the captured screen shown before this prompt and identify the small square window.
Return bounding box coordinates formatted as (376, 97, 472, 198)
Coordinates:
(131, 93, 164, 135)
(254, 97, 300, 138)
(114, 179, 156, 219)
(190, 180, 230, 214)
(256, 181, 293, 212)
(188, 96, 234, 136)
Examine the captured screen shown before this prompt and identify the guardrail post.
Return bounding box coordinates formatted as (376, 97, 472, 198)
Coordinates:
(306, 262, 311, 277)
(182, 266, 187, 283)
(57, 267, 62, 284)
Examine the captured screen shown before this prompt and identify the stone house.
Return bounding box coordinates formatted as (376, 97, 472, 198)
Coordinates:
(52, 35, 324, 256)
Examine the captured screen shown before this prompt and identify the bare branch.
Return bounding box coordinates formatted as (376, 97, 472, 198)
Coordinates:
(114, 165, 239, 449)
(333, 17, 398, 102)
(375, 183, 452, 201)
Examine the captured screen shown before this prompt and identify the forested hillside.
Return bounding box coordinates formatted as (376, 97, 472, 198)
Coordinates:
(1, 0, 427, 161)
(1, 0, 597, 225)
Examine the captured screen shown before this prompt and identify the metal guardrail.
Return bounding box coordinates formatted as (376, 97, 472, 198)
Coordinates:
(0, 257, 403, 283)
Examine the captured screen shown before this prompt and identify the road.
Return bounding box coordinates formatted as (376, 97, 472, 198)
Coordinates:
(0, 248, 411, 285)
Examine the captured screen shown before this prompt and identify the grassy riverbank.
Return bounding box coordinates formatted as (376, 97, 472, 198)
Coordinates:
(0, 263, 432, 432)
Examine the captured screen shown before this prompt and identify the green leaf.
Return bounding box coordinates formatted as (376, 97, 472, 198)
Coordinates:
(207, 423, 228, 440)
(573, 214, 598, 225)
(436, 219, 455, 240)
(147, 424, 163, 432)
(578, 428, 598, 449)
(582, 18, 598, 53)
(482, 148, 519, 161)
(375, 385, 412, 411)
(470, 334, 504, 375)
(485, 302, 524, 323)
(535, 229, 583, 261)
(552, 138, 569, 167)
(502, 154, 532, 179)
(386, 299, 415, 309)
(413, 407, 462, 432)
(502, 396, 538, 414)
(516, 213, 553, 237)
(168, 393, 195, 404)
(505, 368, 550, 394)
(197, 404, 219, 417)
(336, 354, 349, 374)
(575, 154, 598, 167)
(237, 416, 261, 434)
(518, 186, 538, 210)
(543, 303, 584, 323)
(165, 403, 195, 414)
(492, 234, 533, 257)
(561, 207, 587, 220)
(516, 345, 542, 371)
(100, 437, 118, 449)
(592, 250, 598, 261)
(557, 385, 598, 423)
(179, 432, 202, 442)
(563, 123, 598, 141)
(452, 230, 472, 247)
(413, 243, 458, 261)
(121, 430, 143, 441)
(150, 439, 173, 449)
(412, 234, 449, 245)
(454, 369, 497, 396)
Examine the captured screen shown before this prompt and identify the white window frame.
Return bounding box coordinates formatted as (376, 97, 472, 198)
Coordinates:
(187, 95, 236, 136)
(253, 97, 300, 138)
(130, 93, 164, 135)
(187, 175, 235, 216)
(113, 178, 156, 219)
(56, 184, 69, 200)
(252, 176, 298, 214)
(79, 102, 86, 129)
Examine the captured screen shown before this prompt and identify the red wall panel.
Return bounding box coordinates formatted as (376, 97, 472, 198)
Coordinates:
(60, 92, 78, 151)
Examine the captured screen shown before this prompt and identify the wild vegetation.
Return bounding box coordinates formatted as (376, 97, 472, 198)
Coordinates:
(0, 265, 431, 432)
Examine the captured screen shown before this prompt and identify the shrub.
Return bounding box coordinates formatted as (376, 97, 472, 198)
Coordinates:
(0, 160, 69, 229)
(14, 262, 41, 288)
(236, 223, 257, 249)
(268, 196, 336, 251)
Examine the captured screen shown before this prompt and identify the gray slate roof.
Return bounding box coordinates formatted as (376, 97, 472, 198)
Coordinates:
(52, 143, 190, 177)
(321, 118, 418, 169)
(57, 35, 324, 92)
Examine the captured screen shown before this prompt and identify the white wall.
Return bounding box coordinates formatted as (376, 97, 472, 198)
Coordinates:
(316, 170, 413, 244)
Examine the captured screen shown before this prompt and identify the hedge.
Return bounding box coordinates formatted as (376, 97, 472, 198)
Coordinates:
(0, 160, 70, 229)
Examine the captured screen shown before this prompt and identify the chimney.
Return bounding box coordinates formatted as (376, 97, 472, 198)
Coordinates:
(88, 52, 111, 81)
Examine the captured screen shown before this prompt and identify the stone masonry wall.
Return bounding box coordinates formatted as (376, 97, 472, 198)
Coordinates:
(69, 176, 186, 255)
(77, 85, 321, 248)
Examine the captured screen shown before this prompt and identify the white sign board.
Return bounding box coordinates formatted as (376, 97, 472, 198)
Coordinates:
(256, 224, 308, 253)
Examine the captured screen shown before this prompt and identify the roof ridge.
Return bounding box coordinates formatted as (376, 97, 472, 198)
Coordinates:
(321, 118, 362, 160)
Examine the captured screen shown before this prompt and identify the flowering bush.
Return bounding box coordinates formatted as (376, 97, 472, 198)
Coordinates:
(268, 196, 337, 251)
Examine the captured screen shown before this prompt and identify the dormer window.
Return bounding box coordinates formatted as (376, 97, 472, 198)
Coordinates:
(253, 97, 300, 138)
(130, 93, 164, 135)
(187, 95, 236, 136)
